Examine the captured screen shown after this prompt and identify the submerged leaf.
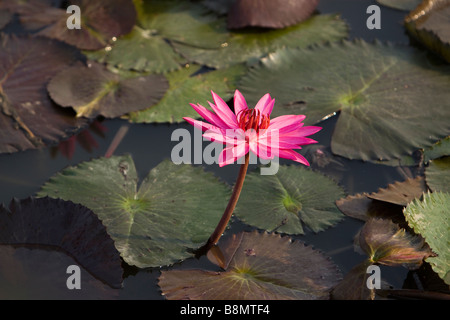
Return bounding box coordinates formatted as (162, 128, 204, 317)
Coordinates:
(331, 260, 377, 300)
(227, 0, 319, 29)
(159, 231, 342, 300)
(47, 61, 169, 118)
(405, 0, 450, 63)
(234, 165, 345, 235)
(358, 218, 432, 268)
(0, 197, 123, 289)
(239, 40, 450, 162)
(37, 155, 231, 268)
(0, 34, 87, 154)
(403, 191, 450, 284)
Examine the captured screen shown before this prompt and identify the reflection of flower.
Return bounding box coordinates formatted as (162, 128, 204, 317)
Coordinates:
(183, 90, 321, 167)
(184, 90, 321, 251)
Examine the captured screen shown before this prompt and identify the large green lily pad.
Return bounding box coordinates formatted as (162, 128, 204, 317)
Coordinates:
(125, 63, 245, 123)
(37, 155, 231, 268)
(234, 165, 345, 235)
(403, 191, 450, 285)
(239, 40, 450, 162)
(173, 13, 348, 69)
(159, 231, 342, 300)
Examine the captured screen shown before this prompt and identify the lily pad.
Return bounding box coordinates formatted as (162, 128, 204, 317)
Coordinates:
(11, 0, 137, 50)
(358, 218, 433, 268)
(239, 40, 450, 162)
(173, 13, 348, 69)
(227, 0, 319, 29)
(234, 165, 345, 235)
(0, 34, 87, 154)
(158, 231, 342, 300)
(0, 197, 123, 289)
(89, 0, 228, 73)
(403, 191, 450, 285)
(125, 63, 246, 123)
(425, 156, 450, 193)
(405, 0, 450, 63)
(47, 61, 169, 118)
(37, 155, 231, 268)
(368, 176, 427, 206)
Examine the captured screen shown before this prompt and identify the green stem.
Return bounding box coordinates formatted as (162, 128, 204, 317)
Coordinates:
(207, 152, 250, 248)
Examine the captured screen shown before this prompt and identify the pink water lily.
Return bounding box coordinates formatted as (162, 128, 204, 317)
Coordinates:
(183, 90, 321, 167)
(185, 90, 321, 250)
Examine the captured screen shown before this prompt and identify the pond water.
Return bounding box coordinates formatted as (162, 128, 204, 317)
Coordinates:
(0, 0, 442, 300)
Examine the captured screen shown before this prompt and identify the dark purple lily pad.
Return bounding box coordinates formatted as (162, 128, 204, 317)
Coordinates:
(0, 197, 123, 289)
(6, 0, 136, 50)
(0, 34, 87, 154)
(227, 0, 319, 29)
(47, 61, 169, 118)
(367, 176, 427, 206)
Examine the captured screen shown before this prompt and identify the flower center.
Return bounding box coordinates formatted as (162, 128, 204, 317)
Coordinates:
(237, 109, 270, 133)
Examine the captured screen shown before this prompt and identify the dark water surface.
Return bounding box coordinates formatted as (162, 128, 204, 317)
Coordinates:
(0, 0, 420, 299)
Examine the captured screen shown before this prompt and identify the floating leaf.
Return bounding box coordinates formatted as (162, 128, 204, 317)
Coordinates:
(377, 0, 421, 11)
(11, 0, 137, 50)
(0, 34, 87, 154)
(0, 197, 123, 289)
(227, 0, 319, 29)
(405, 0, 450, 63)
(239, 40, 450, 162)
(125, 63, 245, 123)
(89, 0, 227, 73)
(403, 191, 450, 285)
(358, 218, 432, 268)
(336, 193, 403, 222)
(234, 165, 345, 235)
(37, 155, 231, 268)
(368, 176, 427, 206)
(47, 61, 169, 118)
(425, 157, 450, 193)
(158, 231, 342, 300)
(173, 13, 348, 69)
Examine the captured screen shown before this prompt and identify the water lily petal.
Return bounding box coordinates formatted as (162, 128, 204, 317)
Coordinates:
(269, 115, 306, 132)
(210, 91, 239, 128)
(233, 90, 249, 117)
(218, 142, 249, 167)
(190, 103, 229, 129)
(183, 117, 221, 132)
(254, 93, 272, 115)
(278, 149, 310, 166)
